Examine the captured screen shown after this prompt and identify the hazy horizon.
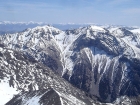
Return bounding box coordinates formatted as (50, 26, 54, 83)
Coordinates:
(1, 0, 140, 26)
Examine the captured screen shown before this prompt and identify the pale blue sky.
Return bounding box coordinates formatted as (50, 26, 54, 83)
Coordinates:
(0, 0, 140, 26)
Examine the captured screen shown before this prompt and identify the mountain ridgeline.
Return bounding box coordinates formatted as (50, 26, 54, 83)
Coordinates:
(0, 25, 140, 104)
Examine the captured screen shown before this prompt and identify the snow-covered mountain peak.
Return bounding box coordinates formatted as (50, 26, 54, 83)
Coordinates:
(30, 25, 62, 34)
(130, 28, 140, 34)
(109, 27, 133, 38)
(89, 25, 106, 32)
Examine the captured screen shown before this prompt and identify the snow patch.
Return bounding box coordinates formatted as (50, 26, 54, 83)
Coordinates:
(89, 25, 105, 32)
(0, 78, 19, 105)
(130, 28, 140, 34)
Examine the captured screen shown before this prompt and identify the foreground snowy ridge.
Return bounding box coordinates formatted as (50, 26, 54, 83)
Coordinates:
(0, 45, 97, 105)
(0, 25, 140, 104)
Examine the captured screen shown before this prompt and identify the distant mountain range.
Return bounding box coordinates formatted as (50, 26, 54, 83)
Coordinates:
(0, 21, 95, 34)
(1, 21, 139, 34)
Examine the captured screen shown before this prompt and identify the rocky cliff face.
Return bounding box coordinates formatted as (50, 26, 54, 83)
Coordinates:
(0, 25, 140, 104)
(64, 26, 140, 102)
